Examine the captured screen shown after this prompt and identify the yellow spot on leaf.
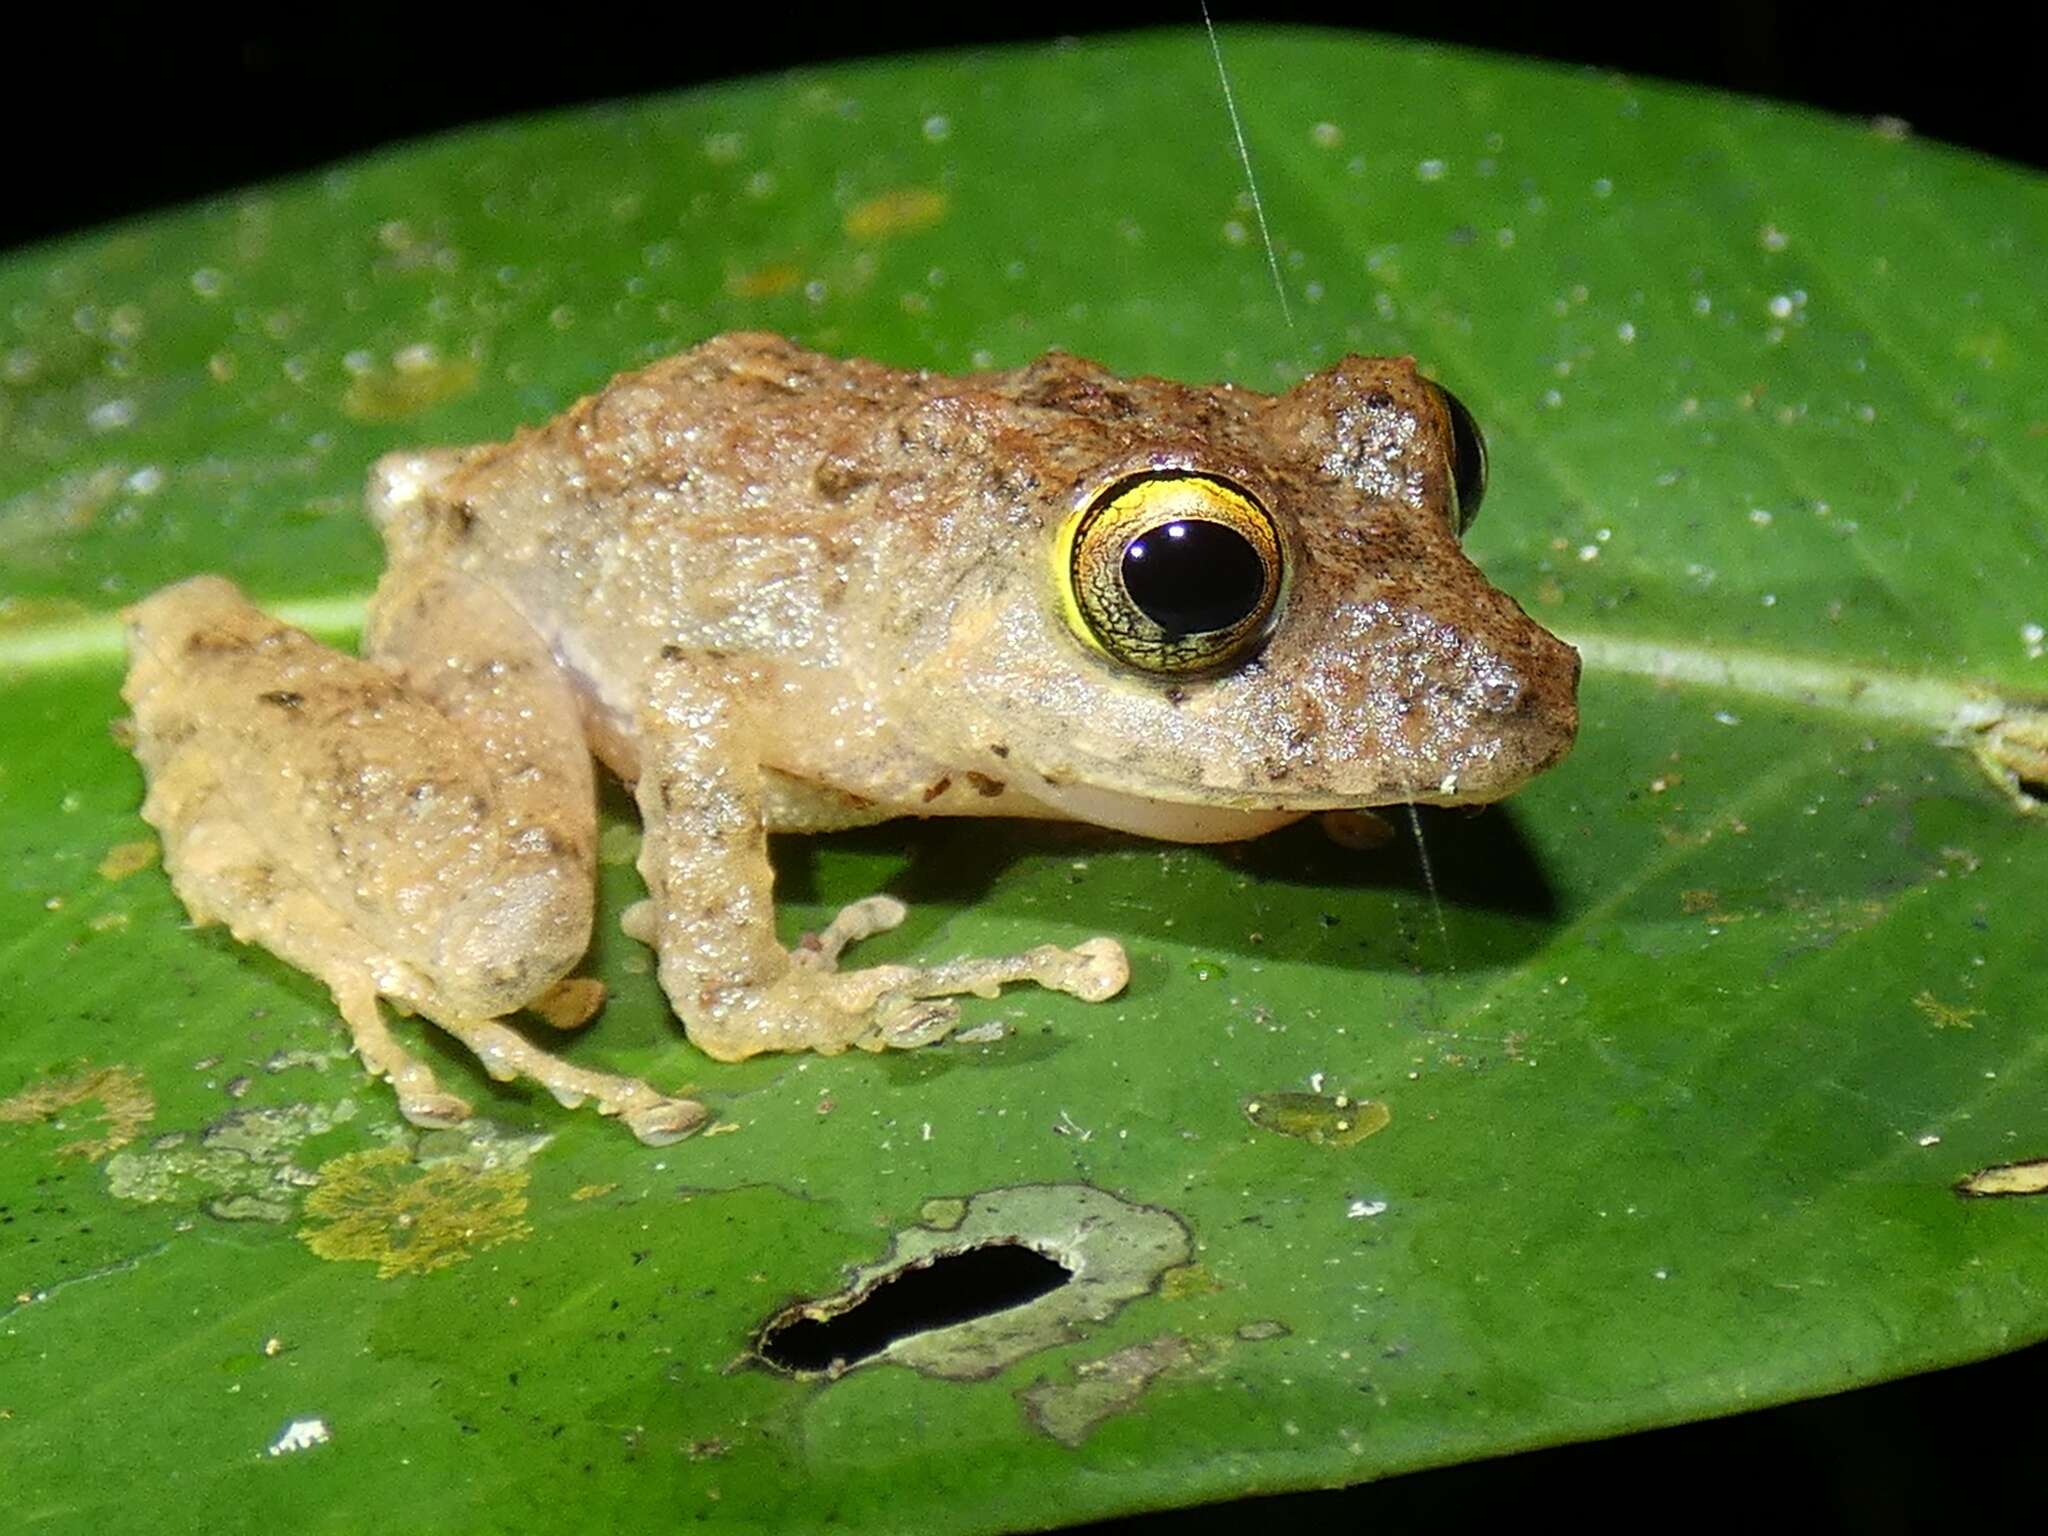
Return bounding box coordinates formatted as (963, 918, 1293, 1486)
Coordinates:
(1912, 989, 1981, 1031)
(0, 1063, 155, 1160)
(1955, 329, 2013, 371)
(341, 355, 479, 423)
(97, 839, 158, 881)
(298, 1145, 529, 1279)
(1159, 1263, 1223, 1300)
(1679, 888, 1718, 914)
(914, 1196, 969, 1230)
(570, 1183, 617, 1202)
(0, 594, 90, 632)
(529, 977, 606, 1031)
(598, 823, 642, 866)
(843, 187, 948, 241)
(725, 263, 803, 298)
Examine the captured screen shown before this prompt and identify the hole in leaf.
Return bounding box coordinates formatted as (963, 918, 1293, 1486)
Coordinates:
(756, 1241, 1073, 1375)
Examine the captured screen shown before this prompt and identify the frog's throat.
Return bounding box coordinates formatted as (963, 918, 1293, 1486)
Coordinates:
(1011, 779, 1306, 844)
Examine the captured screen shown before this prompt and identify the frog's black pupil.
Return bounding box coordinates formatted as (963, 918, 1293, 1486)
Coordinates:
(1120, 520, 1266, 637)
(1439, 385, 1488, 530)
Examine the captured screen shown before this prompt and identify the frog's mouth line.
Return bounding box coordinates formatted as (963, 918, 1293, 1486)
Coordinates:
(1003, 745, 1548, 843)
(1014, 777, 1467, 845)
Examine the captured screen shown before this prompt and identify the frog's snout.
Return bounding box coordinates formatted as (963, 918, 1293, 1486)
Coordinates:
(1444, 618, 1579, 801)
(1511, 624, 1581, 775)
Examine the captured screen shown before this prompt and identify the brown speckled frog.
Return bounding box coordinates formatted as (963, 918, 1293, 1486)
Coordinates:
(121, 333, 1578, 1143)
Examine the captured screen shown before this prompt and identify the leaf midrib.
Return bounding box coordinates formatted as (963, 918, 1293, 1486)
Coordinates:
(6, 594, 2036, 745)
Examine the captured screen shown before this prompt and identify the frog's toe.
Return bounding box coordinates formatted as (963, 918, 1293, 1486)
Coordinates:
(396, 1088, 475, 1130)
(872, 996, 961, 1050)
(798, 894, 910, 970)
(1055, 937, 1131, 1002)
(624, 1096, 711, 1146)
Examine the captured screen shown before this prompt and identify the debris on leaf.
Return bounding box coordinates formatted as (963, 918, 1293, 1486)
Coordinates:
(1956, 1158, 2048, 1198)
(1244, 1091, 1391, 1147)
(267, 1417, 331, 1456)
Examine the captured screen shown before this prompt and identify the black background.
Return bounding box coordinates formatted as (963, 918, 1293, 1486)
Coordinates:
(2, 5, 2040, 251)
(8, 5, 2041, 1531)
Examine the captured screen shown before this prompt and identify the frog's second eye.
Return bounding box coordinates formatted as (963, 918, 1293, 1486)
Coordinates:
(1432, 383, 1488, 534)
(1063, 472, 1284, 675)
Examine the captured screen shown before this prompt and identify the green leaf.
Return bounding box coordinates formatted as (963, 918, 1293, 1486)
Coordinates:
(3, 26, 2044, 1534)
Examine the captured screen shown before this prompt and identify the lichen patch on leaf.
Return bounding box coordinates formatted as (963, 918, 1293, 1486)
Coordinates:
(298, 1144, 531, 1278)
(0, 1062, 155, 1160)
(1020, 1333, 1197, 1447)
(1913, 990, 1982, 1031)
(104, 1098, 357, 1221)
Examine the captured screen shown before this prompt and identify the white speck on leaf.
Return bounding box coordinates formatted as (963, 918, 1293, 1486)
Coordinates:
(88, 399, 136, 433)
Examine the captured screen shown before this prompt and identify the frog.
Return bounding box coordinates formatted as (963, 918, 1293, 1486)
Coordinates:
(120, 332, 1579, 1144)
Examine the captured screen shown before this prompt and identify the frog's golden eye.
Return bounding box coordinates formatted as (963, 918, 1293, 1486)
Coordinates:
(1431, 383, 1488, 534)
(1059, 472, 1284, 675)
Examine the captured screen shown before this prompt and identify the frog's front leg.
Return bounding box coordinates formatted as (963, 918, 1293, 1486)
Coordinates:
(121, 575, 706, 1144)
(628, 650, 1129, 1062)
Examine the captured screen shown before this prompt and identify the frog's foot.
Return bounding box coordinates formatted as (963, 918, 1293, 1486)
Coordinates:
(1972, 709, 2048, 815)
(333, 977, 473, 1130)
(789, 895, 1127, 1047)
(684, 934, 1130, 1060)
(854, 936, 1131, 1050)
(431, 1015, 709, 1146)
(795, 895, 1125, 988)
(120, 575, 703, 1147)
(631, 647, 1128, 1064)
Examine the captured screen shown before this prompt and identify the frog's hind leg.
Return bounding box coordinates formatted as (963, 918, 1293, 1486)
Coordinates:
(121, 574, 706, 1145)
(628, 650, 1129, 1064)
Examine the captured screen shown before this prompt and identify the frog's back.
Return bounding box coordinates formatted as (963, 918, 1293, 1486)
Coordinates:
(366, 332, 1293, 745)
(364, 335, 1063, 750)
